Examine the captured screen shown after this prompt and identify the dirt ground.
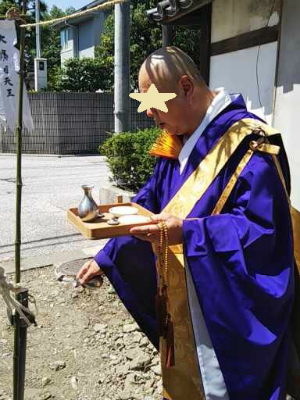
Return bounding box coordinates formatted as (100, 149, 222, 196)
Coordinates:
(0, 266, 162, 400)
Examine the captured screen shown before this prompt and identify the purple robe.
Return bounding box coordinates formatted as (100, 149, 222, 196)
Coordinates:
(94, 95, 294, 400)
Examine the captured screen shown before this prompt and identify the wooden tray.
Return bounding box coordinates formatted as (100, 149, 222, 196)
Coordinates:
(67, 202, 153, 240)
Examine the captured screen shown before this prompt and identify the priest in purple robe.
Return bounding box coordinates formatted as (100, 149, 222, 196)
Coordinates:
(77, 46, 295, 400)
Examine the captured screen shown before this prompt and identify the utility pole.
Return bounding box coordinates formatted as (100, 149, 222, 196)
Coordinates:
(35, 0, 41, 58)
(114, 0, 130, 133)
(162, 25, 174, 47)
(34, 0, 47, 91)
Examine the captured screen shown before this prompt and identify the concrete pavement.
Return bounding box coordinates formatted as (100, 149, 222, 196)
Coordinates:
(0, 154, 110, 273)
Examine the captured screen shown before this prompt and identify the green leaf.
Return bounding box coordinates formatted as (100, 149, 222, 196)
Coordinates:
(99, 127, 160, 192)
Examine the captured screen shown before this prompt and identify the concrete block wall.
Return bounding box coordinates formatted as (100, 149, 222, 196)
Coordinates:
(0, 92, 153, 155)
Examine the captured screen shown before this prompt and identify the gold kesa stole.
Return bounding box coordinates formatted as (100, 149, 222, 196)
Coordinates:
(151, 118, 282, 400)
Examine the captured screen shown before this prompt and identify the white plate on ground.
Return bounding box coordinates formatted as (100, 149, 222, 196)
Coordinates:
(118, 215, 151, 225)
(108, 206, 139, 217)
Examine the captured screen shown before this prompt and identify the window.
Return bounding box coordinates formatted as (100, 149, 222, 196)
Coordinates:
(61, 28, 70, 50)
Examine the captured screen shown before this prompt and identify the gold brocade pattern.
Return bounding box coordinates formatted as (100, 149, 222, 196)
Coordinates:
(292, 207, 300, 274)
(211, 148, 253, 215)
(154, 118, 281, 400)
(164, 118, 271, 219)
(160, 250, 204, 400)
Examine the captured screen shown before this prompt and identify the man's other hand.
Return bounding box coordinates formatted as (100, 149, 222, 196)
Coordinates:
(129, 213, 183, 245)
(76, 259, 102, 285)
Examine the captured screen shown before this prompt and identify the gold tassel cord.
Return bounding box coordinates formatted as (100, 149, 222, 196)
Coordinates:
(150, 130, 183, 160)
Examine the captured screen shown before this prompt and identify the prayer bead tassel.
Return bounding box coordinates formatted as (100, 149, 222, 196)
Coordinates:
(156, 221, 175, 368)
(166, 314, 175, 368)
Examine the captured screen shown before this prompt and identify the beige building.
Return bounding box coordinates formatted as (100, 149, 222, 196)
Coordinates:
(148, 0, 300, 210)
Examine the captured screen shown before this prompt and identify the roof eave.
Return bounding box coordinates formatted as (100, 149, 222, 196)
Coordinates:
(52, 0, 106, 29)
(147, 0, 211, 25)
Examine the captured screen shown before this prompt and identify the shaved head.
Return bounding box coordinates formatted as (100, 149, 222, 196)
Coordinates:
(138, 46, 215, 137)
(139, 46, 205, 92)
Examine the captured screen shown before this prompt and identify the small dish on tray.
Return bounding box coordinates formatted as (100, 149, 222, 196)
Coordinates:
(108, 206, 138, 216)
(118, 215, 151, 224)
(108, 206, 139, 225)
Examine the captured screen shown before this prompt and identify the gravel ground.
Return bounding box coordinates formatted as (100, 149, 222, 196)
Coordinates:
(0, 266, 162, 400)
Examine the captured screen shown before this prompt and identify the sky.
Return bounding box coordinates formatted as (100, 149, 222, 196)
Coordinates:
(45, 0, 89, 11)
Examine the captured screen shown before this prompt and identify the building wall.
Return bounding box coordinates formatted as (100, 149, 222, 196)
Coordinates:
(210, 43, 277, 124)
(211, 0, 280, 43)
(78, 18, 96, 59)
(60, 26, 77, 64)
(273, 0, 300, 209)
(60, 12, 106, 63)
(210, 0, 279, 123)
(93, 13, 106, 47)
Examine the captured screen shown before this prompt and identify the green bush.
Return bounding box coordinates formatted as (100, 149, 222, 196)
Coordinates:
(99, 127, 160, 192)
(48, 58, 111, 92)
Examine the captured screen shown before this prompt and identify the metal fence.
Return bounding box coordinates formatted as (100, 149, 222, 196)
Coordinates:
(0, 92, 154, 155)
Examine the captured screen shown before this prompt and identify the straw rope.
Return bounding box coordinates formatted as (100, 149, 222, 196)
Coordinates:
(0, 267, 36, 327)
(20, 0, 126, 28)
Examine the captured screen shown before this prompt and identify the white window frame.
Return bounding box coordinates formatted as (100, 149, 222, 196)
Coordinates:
(61, 28, 70, 50)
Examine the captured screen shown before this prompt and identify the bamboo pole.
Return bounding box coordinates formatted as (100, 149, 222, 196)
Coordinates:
(13, 289, 29, 400)
(13, 1, 27, 399)
(14, 0, 26, 286)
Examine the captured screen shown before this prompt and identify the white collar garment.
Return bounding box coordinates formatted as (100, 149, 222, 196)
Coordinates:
(178, 88, 232, 174)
